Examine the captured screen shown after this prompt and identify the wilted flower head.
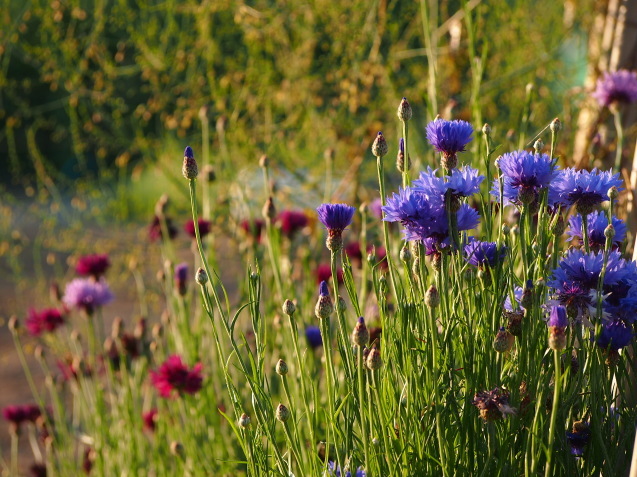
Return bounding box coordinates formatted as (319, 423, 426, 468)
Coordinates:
(63, 278, 113, 314)
(75, 254, 111, 278)
(25, 308, 65, 336)
(426, 118, 474, 158)
(184, 218, 211, 239)
(277, 210, 309, 237)
(592, 70, 637, 108)
(464, 239, 506, 268)
(567, 211, 626, 250)
(472, 388, 516, 422)
(150, 354, 203, 398)
(491, 151, 557, 207)
(148, 216, 178, 242)
(550, 168, 622, 215)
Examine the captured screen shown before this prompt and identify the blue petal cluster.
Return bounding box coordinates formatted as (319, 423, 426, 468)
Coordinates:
(548, 306, 568, 327)
(464, 239, 506, 268)
(425, 119, 474, 156)
(566, 211, 626, 249)
(413, 166, 484, 201)
(490, 151, 557, 206)
(596, 319, 633, 351)
(549, 168, 622, 211)
(316, 203, 356, 232)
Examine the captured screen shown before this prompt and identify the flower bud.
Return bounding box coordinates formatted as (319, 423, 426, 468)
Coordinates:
(352, 317, 370, 347)
(282, 299, 296, 316)
(275, 403, 290, 423)
(493, 327, 515, 353)
(182, 146, 198, 180)
(400, 244, 412, 264)
(262, 197, 276, 222)
(336, 296, 347, 314)
(276, 359, 288, 376)
(608, 186, 619, 201)
(550, 118, 562, 133)
(482, 123, 492, 136)
(195, 267, 208, 286)
(397, 97, 412, 122)
(502, 224, 510, 236)
(259, 154, 269, 168)
(366, 346, 382, 370)
(170, 441, 185, 458)
(425, 285, 440, 308)
(533, 139, 544, 154)
(550, 213, 566, 236)
(315, 281, 333, 319)
(239, 413, 251, 428)
(505, 310, 524, 337)
(8, 316, 18, 333)
(604, 224, 615, 240)
(372, 131, 388, 158)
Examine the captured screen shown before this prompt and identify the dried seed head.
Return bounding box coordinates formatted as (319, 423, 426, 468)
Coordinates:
(372, 131, 389, 158)
(182, 146, 198, 180)
(275, 359, 288, 376)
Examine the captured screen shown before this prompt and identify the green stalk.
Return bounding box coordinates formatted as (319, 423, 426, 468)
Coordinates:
(319, 315, 338, 473)
(376, 153, 401, 302)
(612, 108, 624, 174)
(357, 346, 370, 472)
(402, 121, 409, 188)
(544, 350, 562, 477)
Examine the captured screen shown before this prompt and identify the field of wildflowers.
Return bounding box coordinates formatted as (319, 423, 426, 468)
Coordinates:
(4, 68, 637, 475)
(3, 1, 637, 476)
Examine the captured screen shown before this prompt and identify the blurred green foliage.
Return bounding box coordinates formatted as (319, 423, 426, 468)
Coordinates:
(0, 0, 592, 192)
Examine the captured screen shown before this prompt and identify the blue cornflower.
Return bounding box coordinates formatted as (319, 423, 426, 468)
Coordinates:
(592, 70, 637, 108)
(317, 203, 356, 252)
(566, 421, 591, 457)
(305, 326, 322, 349)
(413, 166, 483, 201)
(327, 461, 366, 477)
(549, 168, 622, 214)
(504, 287, 524, 311)
(456, 204, 480, 233)
(549, 249, 630, 291)
(566, 211, 626, 250)
(596, 319, 633, 351)
(464, 238, 506, 268)
(491, 151, 557, 207)
(382, 187, 440, 241)
(317, 203, 356, 232)
(426, 118, 474, 156)
(412, 167, 446, 201)
(548, 305, 568, 327)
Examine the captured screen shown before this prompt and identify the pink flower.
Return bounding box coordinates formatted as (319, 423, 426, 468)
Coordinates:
(151, 355, 203, 398)
(75, 254, 111, 278)
(184, 219, 211, 239)
(277, 210, 309, 238)
(63, 278, 113, 314)
(316, 263, 343, 284)
(142, 408, 158, 432)
(25, 308, 65, 336)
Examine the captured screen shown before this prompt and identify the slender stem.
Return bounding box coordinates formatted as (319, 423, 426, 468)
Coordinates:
(612, 108, 624, 174)
(402, 121, 409, 188)
(376, 154, 401, 302)
(544, 349, 562, 477)
(357, 346, 370, 472)
(582, 212, 591, 254)
(319, 315, 337, 472)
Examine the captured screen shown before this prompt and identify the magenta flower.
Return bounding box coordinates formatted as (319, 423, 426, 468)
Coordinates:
(142, 408, 158, 432)
(75, 254, 111, 278)
(151, 354, 203, 398)
(240, 218, 265, 244)
(277, 210, 309, 238)
(63, 278, 114, 314)
(148, 216, 178, 242)
(25, 308, 65, 336)
(592, 70, 637, 108)
(184, 218, 211, 239)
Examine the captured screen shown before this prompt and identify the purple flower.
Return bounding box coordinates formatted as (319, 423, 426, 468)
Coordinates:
(25, 308, 65, 336)
(277, 210, 309, 237)
(592, 70, 637, 108)
(566, 211, 626, 250)
(75, 254, 111, 278)
(149, 216, 178, 242)
(175, 263, 188, 295)
(305, 326, 322, 349)
(464, 239, 506, 268)
(150, 354, 203, 398)
(504, 287, 524, 312)
(566, 423, 591, 457)
(413, 166, 483, 200)
(184, 218, 211, 239)
(596, 319, 633, 351)
(425, 118, 474, 156)
(369, 198, 383, 220)
(549, 168, 622, 214)
(317, 203, 356, 232)
(382, 187, 438, 241)
(319, 280, 329, 297)
(549, 249, 630, 292)
(63, 278, 113, 313)
(472, 388, 516, 422)
(491, 151, 557, 206)
(327, 461, 367, 477)
(548, 306, 568, 327)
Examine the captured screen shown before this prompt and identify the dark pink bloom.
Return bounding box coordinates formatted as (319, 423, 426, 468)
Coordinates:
(3, 405, 28, 426)
(142, 408, 158, 432)
(151, 354, 203, 398)
(184, 218, 211, 239)
(25, 308, 65, 336)
(75, 254, 111, 278)
(29, 463, 47, 477)
(277, 210, 309, 238)
(316, 263, 343, 284)
(344, 242, 387, 269)
(148, 216, 178, 242)
(240, 219, 265, 243)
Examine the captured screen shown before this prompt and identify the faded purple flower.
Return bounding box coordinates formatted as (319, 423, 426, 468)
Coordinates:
(592, 70, 637, 108)
(63, 278, 113, 314)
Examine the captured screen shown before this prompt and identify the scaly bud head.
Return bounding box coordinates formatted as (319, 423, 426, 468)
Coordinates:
(352, 316, 370, 347)
(366, 346, 383, 370)
(493, 327, 515, 353)
(275, 359, 288, 376)
(195, 267, 208, 286)
(550, 118, 562, 133)
(482, 123, 492, 136)
(238, 413, 251, 428)
(275, 403, 290, 422)
(182, 146, 198, 180)
(425, 285, 440, 308)
(397, 97, 412, 122)
(282, 299, 296, 316)
(315, 281, 333, 319)
(533, 139, 544, 154)
(372, 131, 389, 158)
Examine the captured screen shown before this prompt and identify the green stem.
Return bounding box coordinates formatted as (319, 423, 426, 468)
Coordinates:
(402, 121, 409, 188)
(544, 350, 561, 477)
(612, 108, 624, 174)
(376, 154, 401, 302)
(357, 346, 370, 472)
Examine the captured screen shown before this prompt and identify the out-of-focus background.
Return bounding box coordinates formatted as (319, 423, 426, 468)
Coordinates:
(0, 0, 636, 468)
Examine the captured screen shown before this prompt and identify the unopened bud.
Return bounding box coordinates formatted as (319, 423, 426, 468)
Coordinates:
(550, 214, 566, 236)
(608, 186, 619, 201)
(195, 267, 208, 285)
(182, 146, 198, 180)
(502, 224, 510, 236)
(493, 327, 515, 353)
(550, 118, 562, 133)
(275, 403, 290, 422)
(533, 139, 544, 154)
(315, 281, 333, 319)
(366, 346, 382, 370)
(482, 123, 491, 136)
(505, 310, 523, 337)
(352, 317, 370, 347)
(400, 244, 412, 264)
(425, 285, 440, 308)
(604, 224, 615, 240)
(170, 441, 185, 458)
(548, 326, 567, 351)
(397, 97, 412, 122)
(239, 413, 251, 428)
(275, 359, 288, 376)
(336, 296, 347, 314)
(259, 154, 269, 168)
(372, 131, 388, 158)
(8, 316, 18, 333)
(282, 299, 296, 316)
